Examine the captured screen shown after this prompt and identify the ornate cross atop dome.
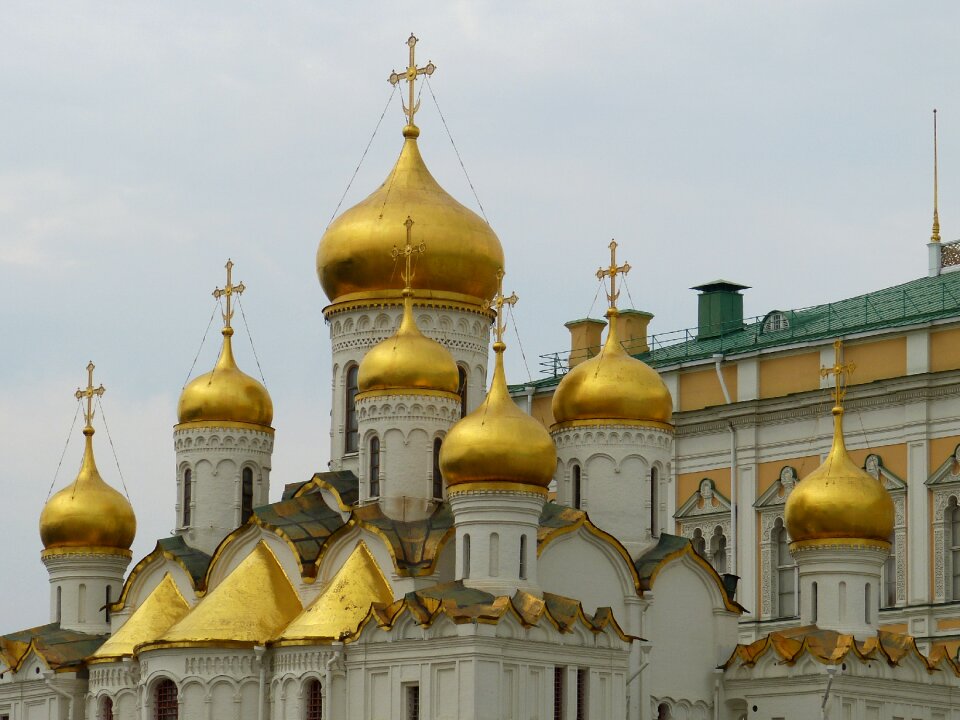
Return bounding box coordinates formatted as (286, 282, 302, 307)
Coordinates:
(492, 269, 518, 346)
(596, 240, 631, 310)
(75, 361, 105, 431)
(213, 259, 245, 330)
(820, 339, 855, 408)
(392, 216, 426, 288)
(388, 34, 436, 130)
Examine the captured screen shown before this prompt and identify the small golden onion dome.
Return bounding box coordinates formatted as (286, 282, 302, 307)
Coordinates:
(177, 328, 273, 427)
(551, 307, 673, 428)
(785, 407, 894, 547)
(316, 127, 505, 308)
(440, 341, 556, 489)
(358, 289, 459, 395)
(39, 427, 136, 552)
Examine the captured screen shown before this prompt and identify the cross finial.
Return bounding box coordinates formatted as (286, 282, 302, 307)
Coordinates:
(391, 217, 426, 289)
(75, 361, 105, 431)
(491, 269, 519, 346)
(388, 33, 436, 130)
(596, 240, 631, 310)
(212, 259, 245, 330)
(820, 339, 856, 408)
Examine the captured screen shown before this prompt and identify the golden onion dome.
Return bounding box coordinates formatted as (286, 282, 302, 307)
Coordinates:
(440, 340, 557, 490)
(177, 328, 273, 428)
(552, 307, 673, 428)
(39, 427, 136, 554)
(358, 289, 459, 395)
(316, 126, 505, 308)
(785, 406, 894, 548)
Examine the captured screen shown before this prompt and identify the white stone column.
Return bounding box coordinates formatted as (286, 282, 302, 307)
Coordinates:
(908, 439, 930, 604)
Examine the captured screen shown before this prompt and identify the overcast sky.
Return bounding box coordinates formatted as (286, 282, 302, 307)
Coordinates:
(1, 2, 957, 630)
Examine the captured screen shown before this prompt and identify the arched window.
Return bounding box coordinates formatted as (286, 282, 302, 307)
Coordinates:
(78, 583, 86, 623)
(811, 581, 818, 623)
(950, 499, 960, 599)
(463, 534, 471, 579)
(650, 467, 659, 537)
(711, 527, 727, 574)
(369, 436, 381, 498)
(345, 365, 359, 453)
(572, 465, 582, 509)
(105, 585, 112, 623)
(155, 679, 178, 720)
(305, 678, 323, 720)
(99, 697, 114, 720)
(56, 586, 61, 623)
(864, 583, 872, 625)
(692, 529, 706, 557)
(182, 468, 192, 527)
(775, 520, 796, 617)
(432, 438, 443, 499)
(457, 366, 468, 418)
(882, 531, 896, 607)
(241, 467, 254, 523)
(519, 535, 528, 580)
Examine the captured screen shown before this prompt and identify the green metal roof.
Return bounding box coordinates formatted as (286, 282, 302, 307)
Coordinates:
(517, 270, 960, 391)
(157, 536, 211, 587)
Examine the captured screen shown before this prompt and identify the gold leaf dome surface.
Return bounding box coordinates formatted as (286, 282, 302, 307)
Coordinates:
(552, 308, 673, 427)
(440, 342, 556, 489)
(39, 428, 136, 553)
(358, 290, 459, 395)
(316, 129, 505, 307)
(177, 328, 273, 427)
(785, 408, 894, 547)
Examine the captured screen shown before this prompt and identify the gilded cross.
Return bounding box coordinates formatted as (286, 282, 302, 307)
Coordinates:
(820, 339, 856, 406)
(75, 361, 105, 430)
(388, 34, 436, 128)
(492, 269, 519, 345)
(596, 240, 631, 309)
(392, 217, 426, 288)
(212, 259, 245, 329)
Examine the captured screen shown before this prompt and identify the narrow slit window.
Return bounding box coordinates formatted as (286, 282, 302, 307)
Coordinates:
(182, 468, 192, 527)
(241, 467, 254, 522)
(572, 465, 582, 509)
(369, 436, 381, 498)
(432, 437, 443, 498)
(345, 365, 359, 453)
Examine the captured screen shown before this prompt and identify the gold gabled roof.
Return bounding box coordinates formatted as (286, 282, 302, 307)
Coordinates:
(89, 574, 190, 663)
(274, 541, 393, 645)
(140, 542, 301, 650)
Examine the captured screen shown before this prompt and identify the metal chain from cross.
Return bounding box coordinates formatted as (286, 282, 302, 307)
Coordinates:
(492, 269, 519, 346)
(75, 361, 105, 430)
(820, 339, 856, 407)
(388, 33, 436, 128)
(596, 240, 631, 310)
(392, 217, 426, 289)
(213, 259, 245, 330)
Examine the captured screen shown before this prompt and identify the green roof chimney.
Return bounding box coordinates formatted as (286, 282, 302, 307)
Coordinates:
(692, 280, 750, 340)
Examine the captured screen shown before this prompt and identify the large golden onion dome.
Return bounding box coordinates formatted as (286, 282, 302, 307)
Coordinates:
(40, 426, 136, 554)
(785, 407, 894, 548)
(441, 339, 557, 490)
(177, 327, 273, 428)
(358, 288, 459, 395)
(316, 125, 504, 308)
(552, 307, 673, 429)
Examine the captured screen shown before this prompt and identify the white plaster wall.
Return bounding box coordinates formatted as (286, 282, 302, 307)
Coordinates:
(356, 393, 458, 505)
(42, 551, 130, 634)
(553, 424, 673, 557)
(327, 304, 491, 473)
(174, 425, 273, 556)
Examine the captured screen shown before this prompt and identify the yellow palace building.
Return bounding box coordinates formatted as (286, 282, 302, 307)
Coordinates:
(512, 215, 960, 649)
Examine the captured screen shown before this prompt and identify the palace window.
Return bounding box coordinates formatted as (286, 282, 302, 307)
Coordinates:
(950, 499, 960, 599)
(369, 436, 381, 498)
(762, 311, 790, 333)
(432, 438, 443, 499)
(691, 529, 706, 557)
(572, 464, 582, 509)
(775, 520, 797, 617)
(345, 365, 359, 453)
(155, 679, 178, 720)
(711, 527, 728, 574)
(182, 468, 192, 526)
(458, 366, 468, 418)
(241, 467, 254, 522)
(305, 679, 322, 720)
